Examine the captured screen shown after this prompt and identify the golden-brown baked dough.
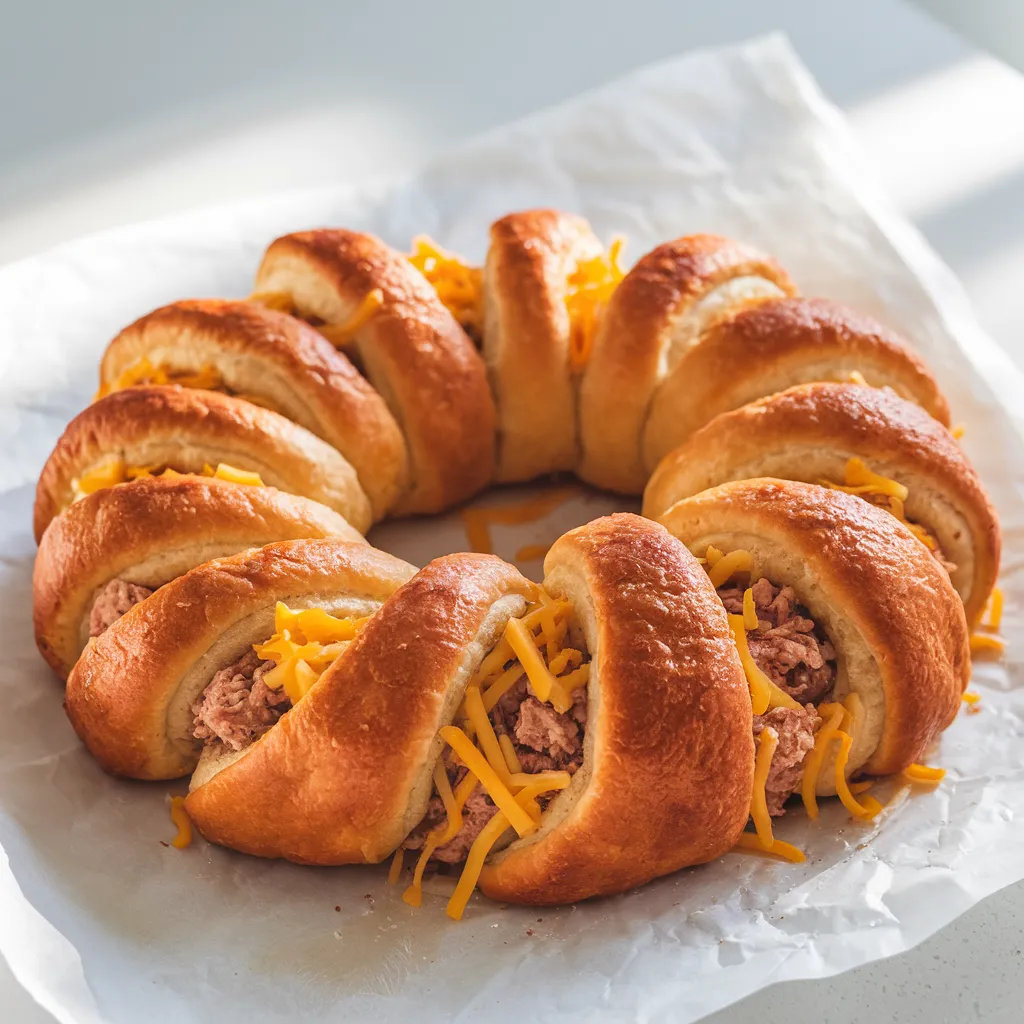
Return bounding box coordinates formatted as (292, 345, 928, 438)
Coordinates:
(641, 297, 950, 473)
(34, 475, 362, 680)
(98, 299, 409, 519)
(33, 384, 372, 540)
(478, 513, 753, 905)
(657, 479, 970, 780)
(254, 229, 495, 514)
(184, 553, 534, 864)
(64, 539, 415, 781)
(578, 234, 796, 493)
(483, 209, 603, 482)
(644, 382, 1000, 624)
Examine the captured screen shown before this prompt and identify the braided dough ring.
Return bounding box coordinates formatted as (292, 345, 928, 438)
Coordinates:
(657, 479, 970, 782)
(64, 539, 414, 781)
(33, 384, 372, 540)
(98, 299, 409, 520)
(33, 475, 361, 679)
(255, 229, 495, 515)
(644, 382, 1000, 624)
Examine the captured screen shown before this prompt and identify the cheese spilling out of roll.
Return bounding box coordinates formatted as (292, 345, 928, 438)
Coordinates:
(397, 589, 590, 920)
(95, 357, 223, 400)
(706, 545, 884, 850)
(565, 236, 626, 369)
(71, 459, 264, 501)
(408, 236, 484, 342)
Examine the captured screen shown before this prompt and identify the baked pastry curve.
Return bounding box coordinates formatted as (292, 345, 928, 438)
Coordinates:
(64, 538, 416, 780)
(644, 382, 1000, 624)
(34, 475, 361, 679)
(657, 479, 970, 796)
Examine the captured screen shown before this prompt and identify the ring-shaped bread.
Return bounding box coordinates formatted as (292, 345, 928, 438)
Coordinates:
(483, 209, 604, 482)
(578, 234, 796, 493)
(644, 382, 1000, 624)
(64, 539, 415, 781)
(97, 299, 409, 520)
(34, 475, 361, 679)
(657, 479, 970, 782)
(33, 384, 372, 540)
(254, 229, 495, 515)
(641, 297, 950, 473)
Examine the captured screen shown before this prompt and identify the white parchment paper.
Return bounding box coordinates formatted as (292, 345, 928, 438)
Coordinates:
(1, 33, 1022, 1024)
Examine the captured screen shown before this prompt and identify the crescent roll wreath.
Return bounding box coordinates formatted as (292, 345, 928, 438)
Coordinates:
(31, 208, 1000, 919)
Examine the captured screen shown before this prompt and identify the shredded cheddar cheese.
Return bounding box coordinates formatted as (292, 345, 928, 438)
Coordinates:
(800, 702, 846, 820)
(566, 238, 626, 369)
(970, 634, 1005, 655)
(731, 832, 806, 863)
(821, 458, 940, 551)
(248, 290, 296, 312)
(95, 357, 224, 401)
(707, 549, 753, 589)
(397, 591, 588, 918)
(253, 602, 368, 704)
(460, 487, 577, 555)
(962, 691, 981, 705)
(901, 763, 946, 785)
(750, 728, 779, 849)
(952, 424, 965, 441)
(70, 459, 264, 502)
(316, 289, 385, 349)
(387, 848, 405, 885)
(408, 236, 483, 337)
(168, 796, 193, 849)
(847, 370, 869, 386)
(986, 588, 1005, 631)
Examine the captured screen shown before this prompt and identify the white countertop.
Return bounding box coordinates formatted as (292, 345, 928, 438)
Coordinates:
(3, 1, 1024, 1020)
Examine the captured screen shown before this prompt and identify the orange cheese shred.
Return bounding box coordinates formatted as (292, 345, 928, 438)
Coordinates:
(315, 289, 385, 349)
(444, 811, 511, 921)
(463, 687, 514, 788)
(248, 289, 295, 312)
(750, 727, 779, 850)
(962, 691, 981, 706)
(800, 702, 846, 820)
(408, 236, 483, 337)
(742, 587, 759, 630)
(566, 237, 626, 370)
(168, 796, 193, 849)
(505, 616, 572, 714)
(708, 549, 752, 589)
(970, 634, 1005, 655)
(387, 848, 405, 885)
(731, 832, 806, 863)
(902, 763, 946, 785)
(728, 616, 801, 715)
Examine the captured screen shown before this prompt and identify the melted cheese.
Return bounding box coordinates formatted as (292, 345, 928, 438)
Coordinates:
(96, 357, 224, 401)
(962, 691, 981, 705)
(387, 848, 405, 885)
(970, 633, 1005, 654)
(731, 832, 806, 863)
(253, 602, 367, 704)
(750, 728, 779, 849)
(566, 237, 626, 370)
(408, 236, 483, 336)
(169, 796, 193, 849)
(461, 487, 577, 555)
(248, 290, 296, 312)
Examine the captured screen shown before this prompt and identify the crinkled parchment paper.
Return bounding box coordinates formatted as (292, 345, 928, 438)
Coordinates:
(0, 33, 1021, 1024)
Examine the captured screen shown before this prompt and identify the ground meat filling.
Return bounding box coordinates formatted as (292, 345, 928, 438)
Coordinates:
(718, 577, 837, 705)
(753, 706, 821, 816)
(403, 673, 588, 864)
(191, 650, 291, 752)
(719, 576, 839, 816)
(88, 578, 154, 637)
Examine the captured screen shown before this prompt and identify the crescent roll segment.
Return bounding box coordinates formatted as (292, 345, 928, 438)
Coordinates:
(657, 480, 969, 780)
(98, 299, 409, 520)
(641, 297, 951, 473)
(483, 209, 603, 482)
(643, 383, 1000, 624)
(478, 513, 753, 905)
(33, 385, 373, 541)
(254, 229, 496, 515)
(64, 539, 415, 781)
(578, 234, 796, 494)
(33, 476, 362, 680)
(184, 554, 535, 864)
